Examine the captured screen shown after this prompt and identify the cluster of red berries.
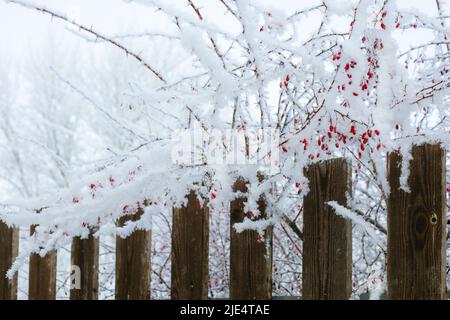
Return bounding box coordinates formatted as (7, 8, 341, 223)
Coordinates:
(337, 58, 360, 96)
(71, 166, 143, 206)
(302, 121, 384, 161)
(332, 51, 342, 61)
(280, 74, 290, 89)
(379, 11, 405, 30)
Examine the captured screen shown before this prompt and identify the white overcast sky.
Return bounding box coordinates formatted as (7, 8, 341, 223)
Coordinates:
(0, 0, 448, 64)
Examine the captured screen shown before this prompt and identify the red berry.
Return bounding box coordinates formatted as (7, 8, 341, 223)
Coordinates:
(332, 52, 342, 61)
(256, 234, 265, 243)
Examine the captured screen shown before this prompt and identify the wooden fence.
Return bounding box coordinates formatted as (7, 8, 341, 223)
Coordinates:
(0, 143, 447, 300)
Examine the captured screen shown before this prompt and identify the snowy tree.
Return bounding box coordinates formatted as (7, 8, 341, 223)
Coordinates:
(0, 0, 449, 298)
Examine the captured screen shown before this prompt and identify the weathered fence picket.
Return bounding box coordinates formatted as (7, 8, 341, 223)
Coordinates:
(171, 191, 209, 299)
(70, 233, 99, 300)
(28, 225, 57, 300)
(0, 222, 18, 300)
(230, 177, 273, 300)
(387, 143, 447, 299)
(302, 158, 352, 300)
(115, 209, 151, 300)
(28, 253, 57, 300)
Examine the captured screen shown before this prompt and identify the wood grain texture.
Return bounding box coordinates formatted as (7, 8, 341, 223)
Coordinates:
(230, 177, 273, 300)
(302, 158, 352, 300)
(0, 222, 18, 300)
(70, 232, 99, 300)
(387, 144, 446, 300)
(29, 252, 57, 300)
(115, 209, 151, 300)
(28, 225, 57, 300)
(171, 191, 209, 300)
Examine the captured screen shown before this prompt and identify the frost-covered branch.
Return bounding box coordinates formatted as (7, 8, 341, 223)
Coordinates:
(5, 0, 167, 82)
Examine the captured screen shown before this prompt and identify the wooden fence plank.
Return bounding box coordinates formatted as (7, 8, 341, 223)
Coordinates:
(28, 225, 57, 300)
(303, 158, 352, 300)
(0, 222, 18, 300)
(387, 143, 447, 299)
(115, 209, 151, 300)
(70, 232, 99, 300)
(230, 177, 273, 300)
(28, 253, 57, 300)
(171, 191, 209, 299)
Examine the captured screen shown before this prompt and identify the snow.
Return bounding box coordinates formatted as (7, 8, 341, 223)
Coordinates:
(327, 201, 384, 248)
